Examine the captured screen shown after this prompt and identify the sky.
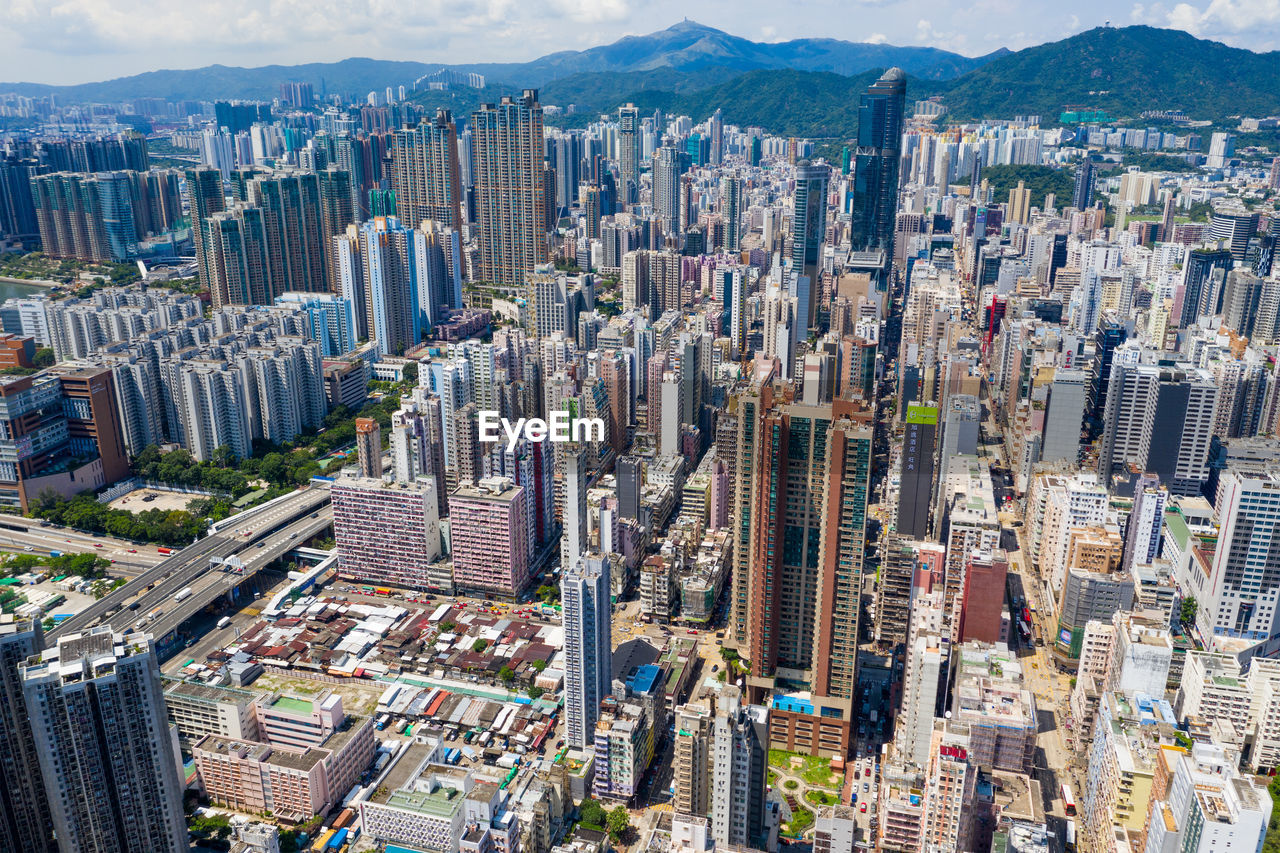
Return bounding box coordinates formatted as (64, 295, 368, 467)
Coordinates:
(2, 0, 1279, 86)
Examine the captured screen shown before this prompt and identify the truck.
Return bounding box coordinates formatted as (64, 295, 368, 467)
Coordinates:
(326, 828, 348, 850)
(48, 551, 61, 558)
(157, 547, 173, 555)
(216, 616, 232, 630)
(174, 587, 193, 602)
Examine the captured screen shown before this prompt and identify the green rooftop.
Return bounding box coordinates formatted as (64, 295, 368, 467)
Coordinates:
(384, 786, 464, 817)
(1164, 510, 1190, 550)
(270, 695, 314, 714)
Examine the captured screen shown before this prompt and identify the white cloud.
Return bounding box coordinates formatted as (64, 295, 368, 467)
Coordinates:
(3, 0, 1279, 86)
(1164, 0, 1280, 36)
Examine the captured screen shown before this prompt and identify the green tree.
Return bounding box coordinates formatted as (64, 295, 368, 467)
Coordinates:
(472, 638, 488, 653)
(526, 685, 544, 700)
(578, 798, 606, 828)
(439, 620, 457, 633)
(606, 805, 631, 842)
(499, 665, 515, 686)
(1180, 595, 1198, 626)
(532, 659, 548, 672)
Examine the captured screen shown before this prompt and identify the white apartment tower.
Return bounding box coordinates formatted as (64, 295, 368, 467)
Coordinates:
(561, 555, 612, 749)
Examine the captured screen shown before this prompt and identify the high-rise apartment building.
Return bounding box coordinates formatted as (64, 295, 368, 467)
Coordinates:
(449, 476, 530, 596)
(1008, 180, 1032, 225)
(202, 205, 272, 308)
(1202, 469, 1280, 643)
(721, 172, 743, 252)
(0, 616, 54, 853)
(389, 109, 464, 231)
(471, 91, 547, 286)
(355, 416, 382, 479)
(561, 554, 612, 749)
(245, 169, 330, 294)
(810, 416, 872, 716)
(652, 142, 689, 235)
(332, 475, 441, 590)
(707, 683, 771, 849)
(617, 103, 641, 208)
(21, 627, 187, 853)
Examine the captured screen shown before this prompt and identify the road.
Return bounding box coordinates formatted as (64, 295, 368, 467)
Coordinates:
(49, 487, 331, 640)
(147, 507, 333, 639)
(0, 516, 165, 573)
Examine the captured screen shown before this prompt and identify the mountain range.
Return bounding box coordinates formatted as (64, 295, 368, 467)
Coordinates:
(0, 21, 1000, 102)
(3, 22, 1279, 141)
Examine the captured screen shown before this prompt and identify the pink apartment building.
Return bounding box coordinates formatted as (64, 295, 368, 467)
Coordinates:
(449, 476, 529, 597)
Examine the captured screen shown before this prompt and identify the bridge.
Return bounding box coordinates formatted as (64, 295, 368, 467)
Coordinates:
(49, 486, 332, 642)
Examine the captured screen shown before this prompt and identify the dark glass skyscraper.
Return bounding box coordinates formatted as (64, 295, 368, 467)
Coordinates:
(850, 67, 906, 272)
(1072, 158, 1096, 210)
(791, 161, 829, 333)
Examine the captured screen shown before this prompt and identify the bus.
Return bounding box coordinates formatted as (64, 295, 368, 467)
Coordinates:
(1065, 819, 1077, 853)
(1061, 783, 1077, 816)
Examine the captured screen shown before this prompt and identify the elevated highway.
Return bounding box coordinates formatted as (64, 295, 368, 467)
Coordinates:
(49, 487, 331, 641)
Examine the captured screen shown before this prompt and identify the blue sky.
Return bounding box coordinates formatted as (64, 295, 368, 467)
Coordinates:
(2, 0, 1278, 85)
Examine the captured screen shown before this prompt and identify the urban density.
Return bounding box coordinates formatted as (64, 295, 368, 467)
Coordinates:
(3, 11, 1280, 853)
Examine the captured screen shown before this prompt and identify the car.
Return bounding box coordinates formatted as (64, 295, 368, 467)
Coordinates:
(93, 543, 103, 548)
(256, 542, 265, 548)
(127, 548, 137, 553)
(712, 665, 718, 672)
(865, 767, 871, 777)
(860, 803, 867, 813)
(863, 783, 869, 793)
(22, 545, 32, 552)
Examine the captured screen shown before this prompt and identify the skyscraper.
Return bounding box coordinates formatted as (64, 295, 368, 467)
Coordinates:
(1072, 159, 1096, 210)
(471, 91, 548, 287)
(389, 109, 464, 231)
(202, 205, 272, 308)
(562, 554, 612, 749)
(708, 108, 724, 167)
(21, 627, 187, 853)
(1179, 247, 1233, 326)
(898, 402, 939, 539)
(355, 417, 383, 479)
(1008, 180, 1032, 225)
(185, 166, 226, 296)
(1205, 469, 1280, 642)
(721, 172, 743, 252)
(791, 161, 829, 334)
(0, 617, 54, 853)
(850, 68, 906, 277)
(1122, 473, 1166, 575)
(652, 142, 689, 236)
(810, 414, 872, 740)
(351, 216, 429, 356)
(617, 103, 641, 209)
(246, 170, 328, 294)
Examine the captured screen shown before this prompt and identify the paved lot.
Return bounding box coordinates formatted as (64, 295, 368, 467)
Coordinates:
(108, 487, 203, 514)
